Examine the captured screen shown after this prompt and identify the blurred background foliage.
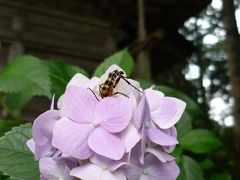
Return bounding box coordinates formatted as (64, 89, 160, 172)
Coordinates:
(0, 0, 240, 179)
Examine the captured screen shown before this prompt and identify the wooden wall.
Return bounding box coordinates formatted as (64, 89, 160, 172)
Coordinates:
(0, 1, 116, 72)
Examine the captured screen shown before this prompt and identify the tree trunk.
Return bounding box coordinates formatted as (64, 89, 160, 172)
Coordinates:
(223, 0, 240, 178)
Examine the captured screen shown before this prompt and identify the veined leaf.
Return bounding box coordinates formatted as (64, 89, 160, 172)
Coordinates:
(0, 123, 39, 180)
(0, 55, 51, 98)
(45, 60, 88, 98)
(180, 129, 222, 153)
(93, 49, 134, 77)
(177, 155, 204, 180)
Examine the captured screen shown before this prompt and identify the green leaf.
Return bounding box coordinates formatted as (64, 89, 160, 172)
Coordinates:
(93, 49, 134, 77)
(176, 111, 192, 139)
(137, 79, 153, 90)
(0, 123, 39, 180)
(177, 155, 204, 180)
(0, 55, 51, 98)
(210, 172, 232, 180)
(155, 85, 202, 118)
(180, 129, 222, 153)
(0, 171, 10, 180)
(171, 146, 183, 164)
(3, 93, 33, 109)
(0, 119, 21, 137)
(200, 158, 214, 170)
(46, 60, 88, 98)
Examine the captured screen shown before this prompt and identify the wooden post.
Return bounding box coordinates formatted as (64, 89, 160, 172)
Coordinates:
(135, 0, 151, 79)
(223, 0, 240, 178)
(7, 14, 26, 62)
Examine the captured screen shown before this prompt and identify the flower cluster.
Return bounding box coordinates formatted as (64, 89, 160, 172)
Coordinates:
(27, 65, 186, 180)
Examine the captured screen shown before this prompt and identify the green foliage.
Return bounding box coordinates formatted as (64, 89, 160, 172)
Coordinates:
(46, 60, 88, 98)
(176, 112, 192, 139)
(93, 49, 134, 77)
(3, 93, 33, 110)
(0, 55, 51, 98)
(177, 155, 204, 180)
(180, 129, 222, 153)
(200, 158, 215, 170)
(210, 172, 232, 180)
(0, 119, 21, 137)
(0, 124, 39, 180)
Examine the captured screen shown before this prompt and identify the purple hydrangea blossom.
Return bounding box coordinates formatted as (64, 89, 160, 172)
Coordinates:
(26, 64, 186, 180)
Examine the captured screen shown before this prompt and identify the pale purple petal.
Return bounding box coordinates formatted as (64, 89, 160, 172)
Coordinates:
(151, 97, 186, 129)
(88, 128, 125, 160)
(26, 138, 35, 153)
(39, 157, 73, 180)
(87, 77, 100, 90)
(133, 94, 149, 130)
(124, 165, 142, 180)
(32, 110, 60, 146)
(90, 154, 128, 171)
(97, 96, 132, 133)
(50, 94, 55, 110)
(141, 122, 147, 164)
(102, 170, 126, 180)
(52, 117, 94, 159)
(35, 143, 52, 160)
(146, 159, 180, 180)
(145, 148, 175, 163)
(57, 95, 64, 110)
(145, 88, 164, 112)
(70, 164, 102, 180)
(147, 121, 178, 146)
(120, 124, 141, 153)
(67, 73, 90, 88)
(61, 87, 98, 123)
(162, 127, 177, 153)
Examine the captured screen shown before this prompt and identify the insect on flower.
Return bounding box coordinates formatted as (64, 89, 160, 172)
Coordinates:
(88, 70, 142, 101)
(99, 70, 142, 98)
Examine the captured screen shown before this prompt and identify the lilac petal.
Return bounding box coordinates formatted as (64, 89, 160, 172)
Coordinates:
(145, 148, 175, 163)
(103, 170, 126, 180)
(87, 77, 100, 90)
(97, 96, 132, 133)
(146, 159, 180, 180)
(32, 110, 60, 146)
(57, 95, 64, 110)
(50, 94, 55, 110)
(70, 164, 102, 180)
(35, 143, 52, 160)
(145, 88, 164, 112)
(52, 117, 94, 159)
(39, 157, 73, 180)
(90, 154, 128, 171)
(120, 124, 141, 153)
(61, 87, 98, 123)
(133, 94, 151, 130)
(139, 175, 149, 180)
(147, 121, 178, 146)
(151, 97, 186, 129)
(124, 165, 142, 180)
(88, 128, 125, 160)
(141, 122, 147, 164)
(67, 73, 90, 88)
(162, 127, 177, 153)
(26, 138, 35, 153)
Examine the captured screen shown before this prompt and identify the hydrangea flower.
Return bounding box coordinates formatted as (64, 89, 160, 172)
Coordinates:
(26, 64, 186, 180)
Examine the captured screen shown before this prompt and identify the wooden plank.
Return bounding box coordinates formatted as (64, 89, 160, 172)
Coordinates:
(0, 1, 110, 27)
